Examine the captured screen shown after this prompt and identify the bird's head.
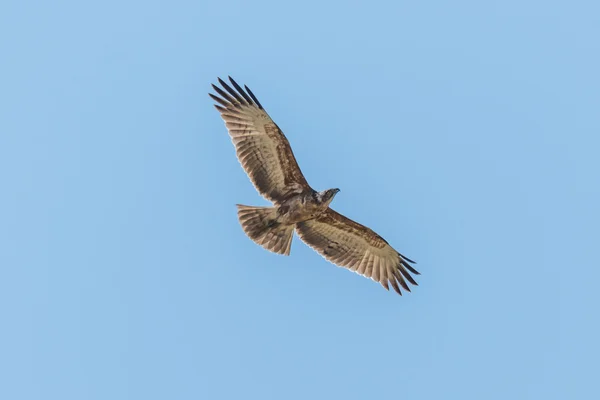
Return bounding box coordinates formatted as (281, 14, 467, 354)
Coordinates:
(318, 188, 341, 206)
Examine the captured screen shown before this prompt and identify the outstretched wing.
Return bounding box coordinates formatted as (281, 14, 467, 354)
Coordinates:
(210, 77, 311, 203)
(295, 208, 419, 295)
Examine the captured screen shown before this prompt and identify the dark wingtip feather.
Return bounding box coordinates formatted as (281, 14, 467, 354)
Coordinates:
(398, 251, 416, 264)
(212, 84, 237, 105)
(398, 276, 410, 292)
(213, 104, 228, 113)
(381, 280, 390, 291)
(389, 278, 402, 295)
(218, 77, 245, 104)
(209, 93, 230, 108)
(403, 262, 420, 275)
(399, 265, 419, 286)
(209, 84, 223, 100)
(228, 76, 254, 105)
(244, 84, 263, 109)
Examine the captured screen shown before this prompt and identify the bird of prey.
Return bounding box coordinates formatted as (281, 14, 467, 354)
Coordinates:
(209, 77, 419, 295)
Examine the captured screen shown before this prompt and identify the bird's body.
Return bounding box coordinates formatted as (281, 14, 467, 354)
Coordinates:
(210, 77, 420, 295)
(276, 189, 339, 225)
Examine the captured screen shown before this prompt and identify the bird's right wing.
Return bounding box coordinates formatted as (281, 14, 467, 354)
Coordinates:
(210, 77, 311, 203)
(295, 208, 419, 295)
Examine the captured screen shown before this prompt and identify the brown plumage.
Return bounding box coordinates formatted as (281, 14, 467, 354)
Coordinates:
(210, 76, 419, 295)
(209, 77, 310, 202)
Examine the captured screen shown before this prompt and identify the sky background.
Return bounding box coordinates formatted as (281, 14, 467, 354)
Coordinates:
(1, 1, 599, 399)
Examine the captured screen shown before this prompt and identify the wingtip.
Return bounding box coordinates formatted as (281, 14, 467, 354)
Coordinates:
(401, 254, 417, 264)
(389, 279, 402, 295)
(244, 84, 263, 109)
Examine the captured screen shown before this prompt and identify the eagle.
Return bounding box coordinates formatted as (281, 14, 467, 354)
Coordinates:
(210, 77, 419, 295)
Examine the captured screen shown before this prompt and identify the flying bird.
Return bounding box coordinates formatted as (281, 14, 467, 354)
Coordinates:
(209, 77, 419, 295)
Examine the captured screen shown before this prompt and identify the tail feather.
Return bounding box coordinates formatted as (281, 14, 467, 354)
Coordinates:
(236, 205, 294, 255)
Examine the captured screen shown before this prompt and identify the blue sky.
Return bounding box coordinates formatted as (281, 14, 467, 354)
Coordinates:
(1, 0, 599, 399)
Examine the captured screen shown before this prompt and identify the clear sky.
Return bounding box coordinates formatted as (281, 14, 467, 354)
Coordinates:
(1, 1, 599, 399)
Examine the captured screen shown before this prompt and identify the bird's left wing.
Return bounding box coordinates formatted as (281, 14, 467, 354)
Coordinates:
(209, 77, 311, 203)
(295, 208, 419, 295)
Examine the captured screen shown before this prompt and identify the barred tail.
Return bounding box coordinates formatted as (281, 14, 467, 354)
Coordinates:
(236, 205, 294, 255)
